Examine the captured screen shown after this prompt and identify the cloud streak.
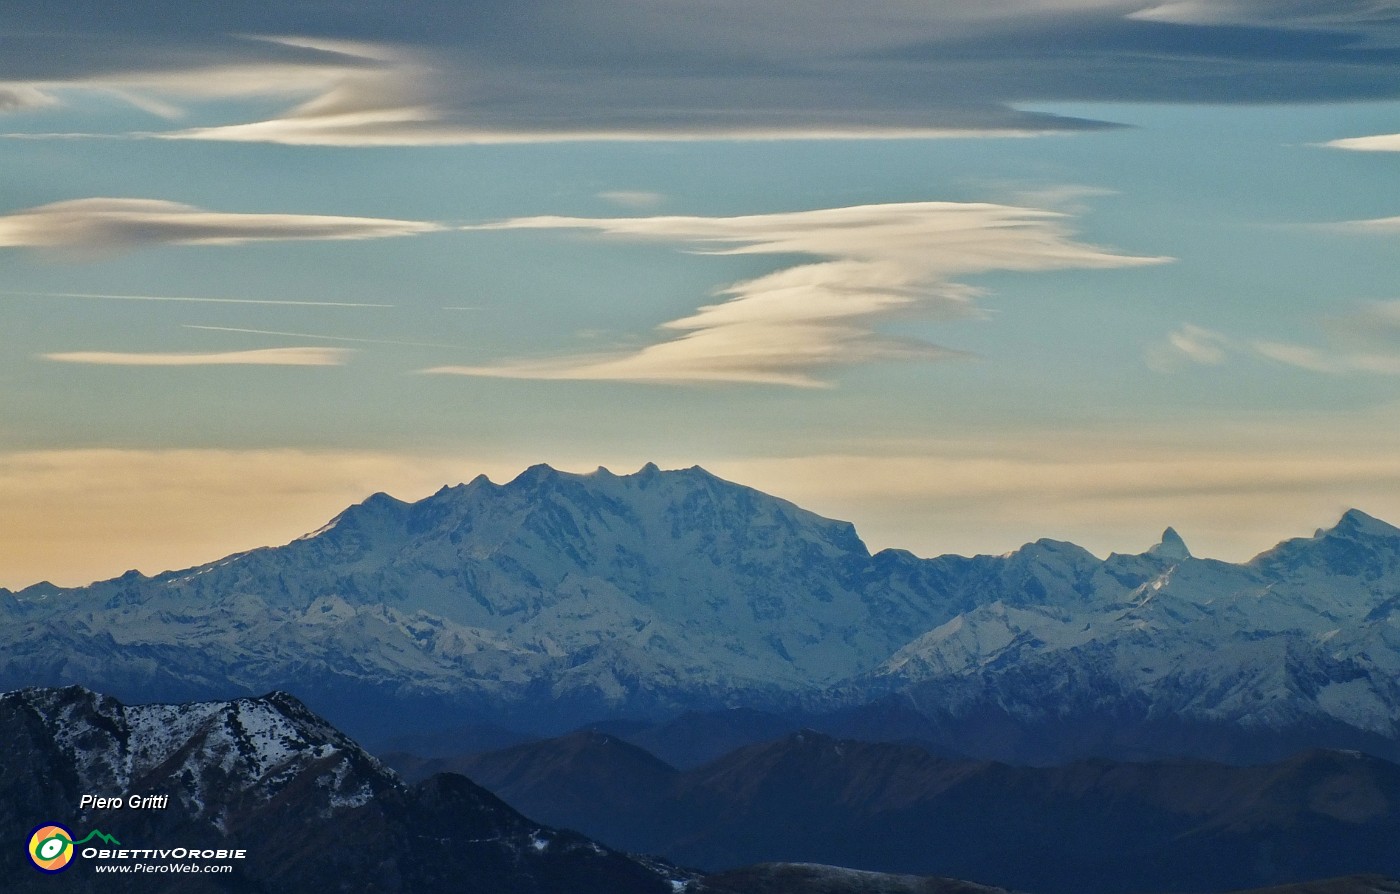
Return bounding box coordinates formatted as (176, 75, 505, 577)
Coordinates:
(5, 4, 1400, 144)
(1151, 303, 1400, 377)
(1329, 215, 1400, 232)
(1326, 133, 1400, 152)
(429, 201, 1167, 386)
(183, 324, 465, 350)
(42, 347, 351, 367)
(0, 198, 442, 252)
(1145, 323, 1232, 371)
(0, 290, 393, 308)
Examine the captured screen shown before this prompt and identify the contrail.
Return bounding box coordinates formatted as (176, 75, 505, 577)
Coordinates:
(1, 290, 394, 308)
(183, 324, 465, 350)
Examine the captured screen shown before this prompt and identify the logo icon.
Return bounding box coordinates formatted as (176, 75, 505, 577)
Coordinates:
(26, 825, 121, 873)
(27, 823, 75, 873)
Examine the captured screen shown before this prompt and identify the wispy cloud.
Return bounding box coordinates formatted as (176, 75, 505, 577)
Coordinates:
(42, 347, 351, 367)
(1252, 342, 1400, 376)
(597, 191, 665, 209)
(1325, 133, 1400, 152)
(0, 85, 57, 112)
(7, 4, 1400, 145)
(0, 290, 393, 308)
(1327, 215, 1400, 232)
(1151, 304, 1400, 377)
(429, 201, 1166, 387)
(1145, 323, 1232, 371)
(182, 324, 464, 350)
(1128, 0, 1400, 27)
(0, 198, 442, 253)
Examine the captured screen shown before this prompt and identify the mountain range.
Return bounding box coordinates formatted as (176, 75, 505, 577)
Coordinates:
(7, 685, 1398, 894)
(400, 728, 1400, 894)
(5, 463, 1400, 762)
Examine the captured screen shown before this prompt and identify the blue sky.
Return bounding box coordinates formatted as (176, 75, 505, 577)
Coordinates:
(4, 2, 1400, 586)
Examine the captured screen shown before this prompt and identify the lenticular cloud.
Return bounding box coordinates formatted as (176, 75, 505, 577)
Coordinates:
(0, 198, 442, 252)
(429, 201, 1168, 387)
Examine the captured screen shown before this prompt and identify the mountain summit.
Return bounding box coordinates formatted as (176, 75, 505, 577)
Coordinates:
(1, 464, 944, 733)
(4, 468, 1400, 763)
(1147, 527, 1191, 561)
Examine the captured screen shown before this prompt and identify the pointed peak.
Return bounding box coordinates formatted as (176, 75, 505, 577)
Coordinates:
(638, 461, 661, 476)
(1148, 527, 1191, 561)
(1334, 508, 1399, 538)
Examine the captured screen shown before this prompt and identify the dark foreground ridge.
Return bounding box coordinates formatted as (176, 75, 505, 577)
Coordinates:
(0, 686, 688, 893)
(423, 728, 1400, 894)
(6, 686, 1399, 894)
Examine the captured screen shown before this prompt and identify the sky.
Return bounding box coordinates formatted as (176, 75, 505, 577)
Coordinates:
(5, 1, 1400, 587)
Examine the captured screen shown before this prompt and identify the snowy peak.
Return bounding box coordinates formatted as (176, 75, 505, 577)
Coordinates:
(0, 685, 395, 830)
(1147, 527, 1192, 561)
(1251, 508, 1400, 578)
(1332, 508, 1400, 540)
(12, 468, 1400, 765)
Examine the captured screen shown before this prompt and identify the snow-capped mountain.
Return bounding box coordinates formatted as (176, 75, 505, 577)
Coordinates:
(0, 464, 950, 733)
(0, 685, 694, 893)
(871, 511, 1400, 761)
(4, 463, 1400, 761)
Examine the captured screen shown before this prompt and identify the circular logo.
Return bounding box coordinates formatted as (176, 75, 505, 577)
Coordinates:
(27, 824, 75, 873)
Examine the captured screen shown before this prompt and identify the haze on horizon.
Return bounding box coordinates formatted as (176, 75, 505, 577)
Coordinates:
(4, 1, 1400, 588)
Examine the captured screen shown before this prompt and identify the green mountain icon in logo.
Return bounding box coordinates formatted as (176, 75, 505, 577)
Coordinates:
(69, 829, 122, 847)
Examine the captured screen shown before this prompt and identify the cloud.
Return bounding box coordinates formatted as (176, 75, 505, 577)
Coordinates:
(1327, 133, 1400, 152)
(41, 347, 351, 367)
(1256, 300, 1400, 375)
(1249, 340, 1341, 373)
(428, 201, 1166, 386)
(182, 324, 465, 350)
(1151, 306, 1400, 377)
(1128, 0, 1400, 27)
(0, 198, 442, 252)
(1328, 214, 1400, 232)
(5, 4, 1400, 144)
(1252, 340, 1400, 376)
(1145, 323, 1232, 371)
(0, 85, 55, 111)
(598, 191, 665, 209)
(0, 289, 393, 308)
